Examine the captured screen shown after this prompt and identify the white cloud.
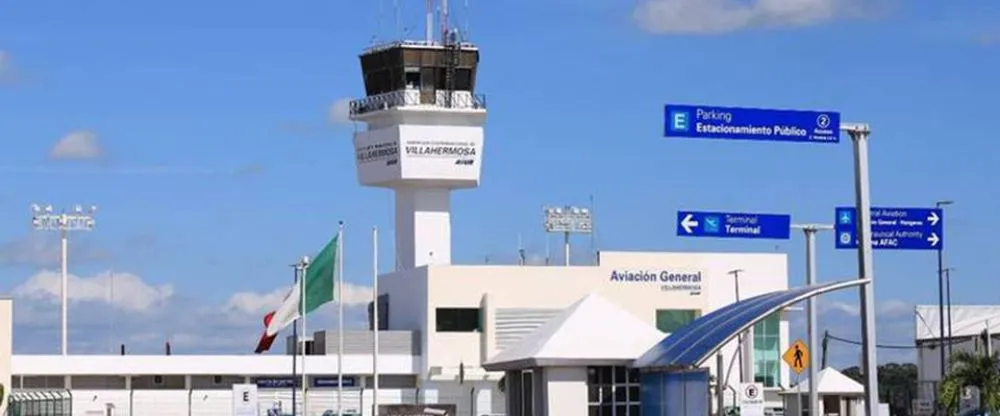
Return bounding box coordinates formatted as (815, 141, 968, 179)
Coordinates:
(225, 282, 374, 315)
(328, 98, 353, 125)
(0, 233, 109, 267)
(821, 299, 861, 316)
(13, 270, 174, 312)
(49, 130, 103, 160)
(633, 0, 868, 34)
(9, 269, 372, 354)
(878, 299, 913, 317)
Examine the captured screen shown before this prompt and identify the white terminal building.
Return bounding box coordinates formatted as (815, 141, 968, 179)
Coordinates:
(0, 17, 796, 416)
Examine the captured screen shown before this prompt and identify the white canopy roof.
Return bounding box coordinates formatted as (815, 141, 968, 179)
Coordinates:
(782, 367, 864, 395)
(915, 305, 1000, 341)
(482, 293, 665, 371)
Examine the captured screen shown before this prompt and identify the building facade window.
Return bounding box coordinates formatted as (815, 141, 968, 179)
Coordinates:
(587, 366, 641, 416)
(753, 313, 781, 387)
(435, 308, 481, 332)
(654, 309, 701, 333)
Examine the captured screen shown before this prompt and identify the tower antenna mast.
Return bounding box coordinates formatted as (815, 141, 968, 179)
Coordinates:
(425, 0, 434, 43)
(440, 0, 450, 42)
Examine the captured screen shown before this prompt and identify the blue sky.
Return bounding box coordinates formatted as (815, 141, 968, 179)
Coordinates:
(1, 0, 997, 367)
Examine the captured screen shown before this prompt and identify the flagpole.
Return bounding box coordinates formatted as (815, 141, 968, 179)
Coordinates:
(301, 256, 310, 415)
(372, 226, 380, 416)
(337, 221, 345, 416)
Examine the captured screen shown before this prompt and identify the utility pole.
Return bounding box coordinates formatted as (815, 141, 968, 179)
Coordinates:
(934, 199, 953, 380)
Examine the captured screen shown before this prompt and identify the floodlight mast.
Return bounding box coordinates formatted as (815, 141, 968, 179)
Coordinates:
(543, 206, 593, 266)
(30, 203, 98, 356)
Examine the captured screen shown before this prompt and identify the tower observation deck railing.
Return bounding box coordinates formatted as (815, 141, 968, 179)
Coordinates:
(361, 39, 478, 54)
(349, 90, 487, 117)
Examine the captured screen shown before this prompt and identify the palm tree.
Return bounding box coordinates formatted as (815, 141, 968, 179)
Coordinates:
(938, 350, 1000, 413)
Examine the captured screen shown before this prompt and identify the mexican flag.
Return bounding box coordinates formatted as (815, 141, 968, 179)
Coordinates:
(254, 235, 339, 353)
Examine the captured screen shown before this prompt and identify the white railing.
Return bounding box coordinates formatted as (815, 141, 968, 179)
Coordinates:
(362, 40, 478, 54)
(349, 90, 487, 117)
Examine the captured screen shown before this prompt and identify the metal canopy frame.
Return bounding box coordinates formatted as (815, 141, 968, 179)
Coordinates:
(634, 279, 870, 370)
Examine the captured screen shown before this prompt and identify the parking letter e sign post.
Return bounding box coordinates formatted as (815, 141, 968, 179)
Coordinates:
(232, 384, 259, 416)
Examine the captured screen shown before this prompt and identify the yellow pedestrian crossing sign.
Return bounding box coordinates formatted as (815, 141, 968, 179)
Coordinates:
(783, 339, 810, 374)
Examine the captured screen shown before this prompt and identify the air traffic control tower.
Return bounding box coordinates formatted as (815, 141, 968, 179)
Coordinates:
(349, 9, 486, 271)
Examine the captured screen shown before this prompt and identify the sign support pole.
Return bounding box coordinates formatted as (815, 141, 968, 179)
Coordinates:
(717, 353, 725, 416)
(844, 123, 879, 416)
(564, 231, 570, 266)
(793, 224, 832, 416)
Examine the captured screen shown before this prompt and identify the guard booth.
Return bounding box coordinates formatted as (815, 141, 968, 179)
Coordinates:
(6, 390, 72, 416)
(633, 280, 869, 416)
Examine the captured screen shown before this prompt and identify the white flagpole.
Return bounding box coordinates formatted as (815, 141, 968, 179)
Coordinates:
(301, 256, 310, 414)
(372, 226, 380, 416)
(337, 222, 345, 416)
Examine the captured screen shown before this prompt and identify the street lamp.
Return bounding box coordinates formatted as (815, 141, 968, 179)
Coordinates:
(543, 206, 593, 266)
(30, 203, 98, 356)
(934, 199, 953, 379)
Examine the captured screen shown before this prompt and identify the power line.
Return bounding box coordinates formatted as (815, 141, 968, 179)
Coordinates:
(826, 333, 916, 350)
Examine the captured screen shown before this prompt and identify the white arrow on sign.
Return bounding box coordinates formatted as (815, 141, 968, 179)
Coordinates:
(681, 214, 699, 234)
(927, 211, 940, 226)
(928, 233, 940, 246)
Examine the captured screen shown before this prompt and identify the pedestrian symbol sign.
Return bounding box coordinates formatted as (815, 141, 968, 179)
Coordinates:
(783, 339, 810, 374)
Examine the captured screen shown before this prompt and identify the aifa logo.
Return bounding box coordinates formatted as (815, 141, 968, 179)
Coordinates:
(669, 110, 690, 132)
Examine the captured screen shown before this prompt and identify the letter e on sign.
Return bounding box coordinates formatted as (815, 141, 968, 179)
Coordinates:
(243, 391, 249, 402)
(670, 110, 689, 132)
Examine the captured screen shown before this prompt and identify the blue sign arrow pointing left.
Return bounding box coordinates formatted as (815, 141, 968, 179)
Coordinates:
(676, 211, 791, 240)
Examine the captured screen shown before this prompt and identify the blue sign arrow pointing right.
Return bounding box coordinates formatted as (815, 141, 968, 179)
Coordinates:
(834, 206, 944, 250)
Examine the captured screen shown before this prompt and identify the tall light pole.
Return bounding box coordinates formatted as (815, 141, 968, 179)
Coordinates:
(30, 203, 98, 356)
(934, 199, 953, 381)
(792, 223, 834, 416)
(728, 268, 746, 383)
(543, 206, 593, 266)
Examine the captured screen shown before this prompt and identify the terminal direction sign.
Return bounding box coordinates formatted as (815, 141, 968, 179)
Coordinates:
(664, 104, 841, 143)
(677, 211, 791, 240)
(834, 206, 944, 250)
(783, 339, 810, 375)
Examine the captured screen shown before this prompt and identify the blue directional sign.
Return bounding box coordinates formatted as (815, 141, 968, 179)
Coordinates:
(664, 104, 841, 143)
(677, 211, 791, 240)
(834, 207, 944, 250)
